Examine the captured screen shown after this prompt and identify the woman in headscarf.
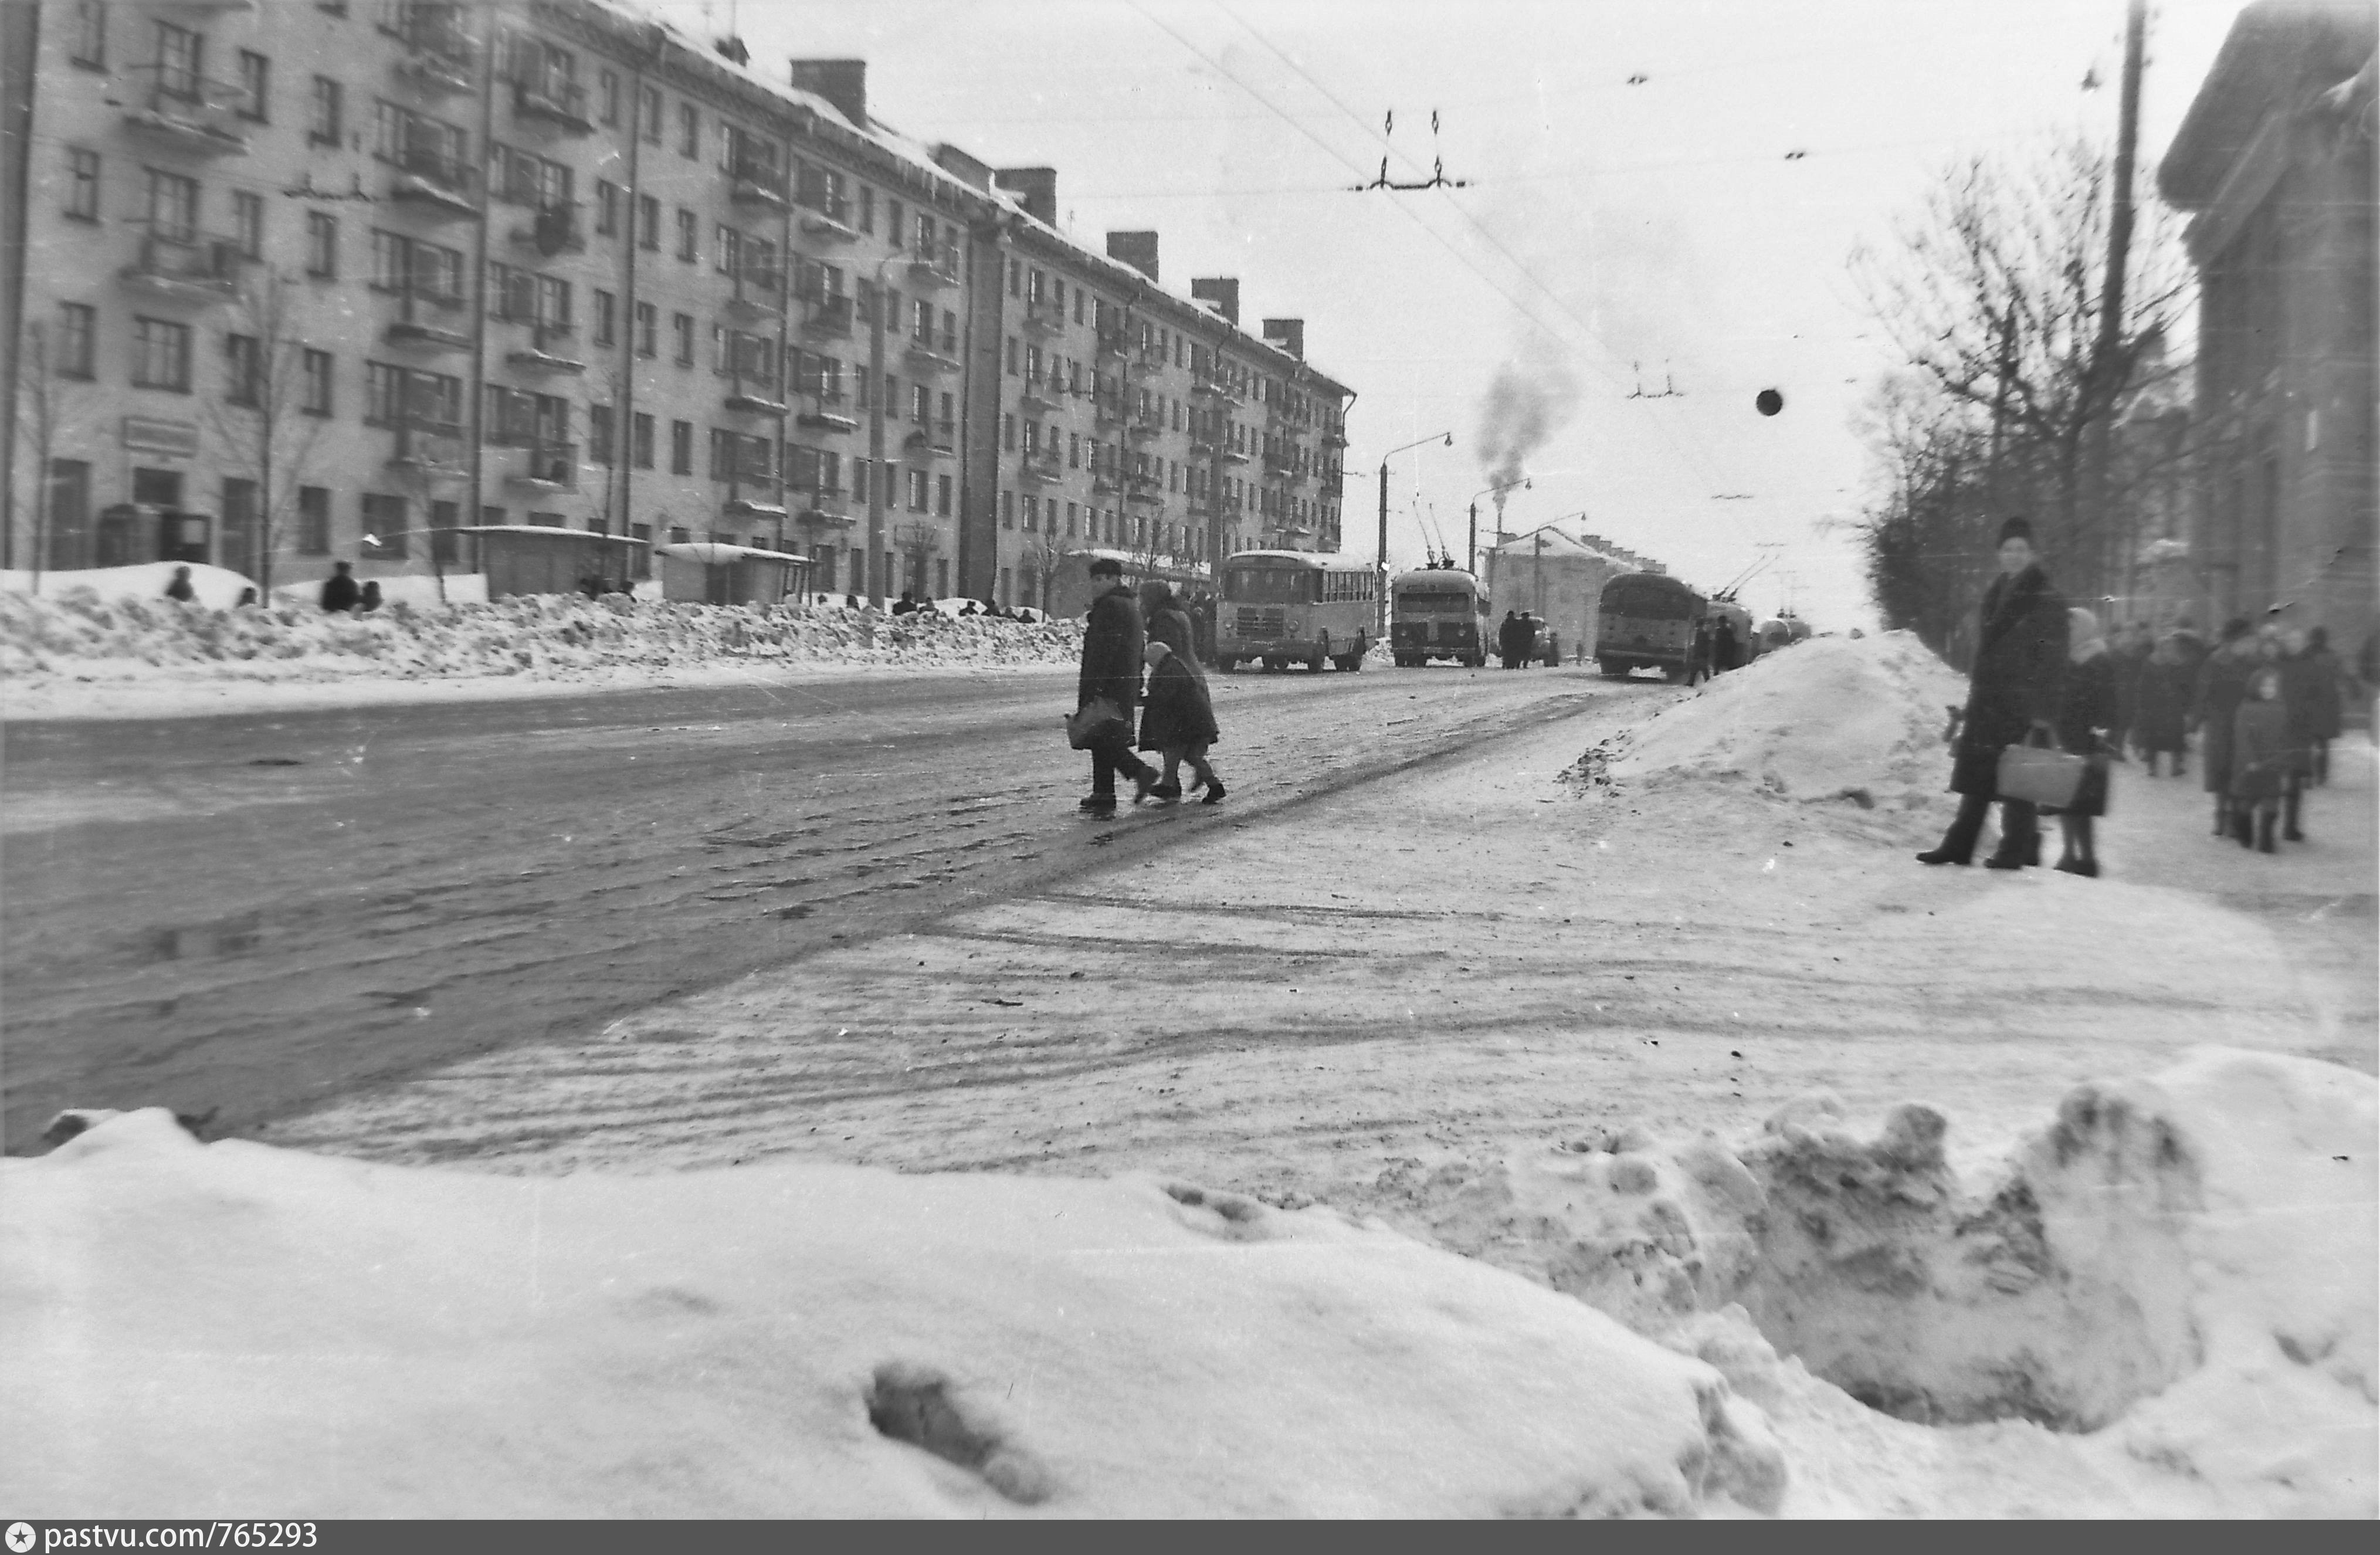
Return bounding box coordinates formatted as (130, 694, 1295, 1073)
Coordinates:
(1918, 516, 2068, 869)
(2047, 607, 2118, 877)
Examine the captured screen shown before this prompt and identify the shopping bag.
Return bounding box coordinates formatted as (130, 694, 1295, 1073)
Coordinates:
(1996, 731, 2087, 809)
(1066, 696, 1127, 750)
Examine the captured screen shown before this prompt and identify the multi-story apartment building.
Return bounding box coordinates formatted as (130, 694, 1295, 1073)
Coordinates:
(1, 0, 1353, 608)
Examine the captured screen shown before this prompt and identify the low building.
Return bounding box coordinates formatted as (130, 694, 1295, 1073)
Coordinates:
(1483, 524, 1651, 662)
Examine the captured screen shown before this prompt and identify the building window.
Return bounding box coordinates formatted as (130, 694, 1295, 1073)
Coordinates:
(640, 84, 662, 144)
(145, 168, 198, 242)
(301, 348, 333, 415)
(678, 100, 699, 157)
(676, 207, 697, 262)
(310, 77, 343, 146)
(56, 303, 97, 380)
(597, 69, 619, 126)
(857, 185, 874, 233)
(907, 468, 928, 511)
(154, 21, 201, 98)
(670, 419, 693, 474)
(361, 493, 407, 557)
(634, 301, 656, 358)
(231, 190, 264, 259)
(632, 412, 655, 469)
(65, 149, 99, 222)
(297, 486, 331, 554)
(69, 1, 106, 68)
(305, 211, 337, 277)
(672, 312, 694, 365)
(592, 289, 615, 347)
(887, 199, 903, 250)
(589, 404, 614, 466)
(595, 180, 619, 236)
(1000, 490, 1013, 529)
(237, 50, 269, 120)
(131, 316, 191, 391)
(225, 333, 261, 405)
(637, 194, 659, 250)
(937, 475, 952, 517)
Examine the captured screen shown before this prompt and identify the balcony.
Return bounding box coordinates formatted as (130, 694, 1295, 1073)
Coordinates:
(1127, 417, 1164, 443)
(389, 12, 477, 96)
(724, 389, 790, 419)
(795, 389, 858, 435)
(1022, 302, 1065, 338)
(1221, 445, 1251, 465)
(386, 422, 469, 481)
(724, 268, 786, 321)
(903, 426, 957, 460)
(118, 232, 245, 306)
(1093, 398, 1127, 429)
(1321, 428, 1347, 449)
(1125, 476, 1165, 506)
(907, 250, 960, 290)
(1019, 383, 1060, 417)
(799, 294, 852, 340)
(497, 444, 576, 493)
(799, 196, 857, 243)
(505, 324, 585, 375)
(384, 307, 473, 353)
(797, 496, 856, 529)
(1192, 375, 1242, 404)
(904, 339, 961, 377)
(1019, 452, 1063, 485)
(723, 497, 788, 522)
(506, 204, 585, 258)
(729, 158, 789, 209)
(1127, 351, 1165, 381)
(1092, 470, 1122, 496)
(387, 145, 481, 221)
(511, 76, 594, 137)
(121, 71, 255, 157)
(1096, 330, 1129, 361)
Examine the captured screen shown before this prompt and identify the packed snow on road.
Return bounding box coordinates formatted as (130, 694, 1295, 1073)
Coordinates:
(5, 631, 2371, 1517)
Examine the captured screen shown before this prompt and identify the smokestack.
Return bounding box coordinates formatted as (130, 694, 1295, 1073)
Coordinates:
(934, 145, 993, 191)
(994, 168, 1057, 227)
(1261, 318, 1304, 360)
(1191, 278, 1240, 326)
(788, 60, 866, 128)
(1106, 231, 1160, 283)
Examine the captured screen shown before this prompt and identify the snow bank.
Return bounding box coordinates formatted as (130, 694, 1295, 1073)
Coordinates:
(1373, 1047, 2376, 1517)
(1, 587, 1086, 692)
(267, 574, 489, 609)
(0, 1112, 1786, 1518)
(4, 563, 258, 611)
(1598, 631, 1967, 808)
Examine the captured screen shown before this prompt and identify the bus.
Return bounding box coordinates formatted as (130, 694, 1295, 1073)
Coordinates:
(1039, 548, 1209, 620)
(1216, 550, 1376, 672)
(1389, 566, 1491, 667)
(1596, 571, 1709, 681)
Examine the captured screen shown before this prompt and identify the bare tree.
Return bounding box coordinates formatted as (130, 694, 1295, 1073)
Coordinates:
(13, 323, 97, 592)
(1851, 135, 2193, 604)
(205, 268, 328, 597)
(1017, 535, 1064, 614)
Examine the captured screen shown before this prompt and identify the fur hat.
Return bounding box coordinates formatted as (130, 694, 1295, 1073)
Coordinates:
(1996, 515, 2035, 547)
(1087, 557, 1124, 578)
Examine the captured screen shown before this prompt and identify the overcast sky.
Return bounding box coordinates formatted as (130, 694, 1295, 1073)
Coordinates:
(660, 0, 2242, 629)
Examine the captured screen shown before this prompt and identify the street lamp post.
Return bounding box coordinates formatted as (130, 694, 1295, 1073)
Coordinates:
(1377, 430, 1452, 639)
(863, 255, 899, 610)
(1466, 477, 1528, 577)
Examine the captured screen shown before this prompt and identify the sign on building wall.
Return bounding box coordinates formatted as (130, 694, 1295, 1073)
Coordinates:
(121, 417, 201, 458)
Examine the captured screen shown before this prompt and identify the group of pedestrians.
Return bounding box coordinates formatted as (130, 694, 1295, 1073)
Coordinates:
(1920, 514, 2363, 875)
(1073, 557, 1225, 817)
(1496, 611, 1552, 669)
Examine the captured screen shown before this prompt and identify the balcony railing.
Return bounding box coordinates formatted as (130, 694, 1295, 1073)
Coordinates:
(1128, 416, 1164, 442)
(384, 284, 473, 351)
(387, 422, 469, 479)
(1019, 382, 1059, 416)
(506, 323, 585, 375)
(729, 157, 789, 208)
(506, 204, 585, 256)
(907, 249, 960, 289)
(511, 75, 593, 135)
(799, 294, 852, 339)
(387, 143, 481, 219)
(724, 389, 790, 419)
(389, 7, 477, 94)
(1096, 330, 1129, 361)
(797, 494, 857, 529)
(1019, 452, 1063, 485)
(723, 267, 785, 321)
(904, 339, 960, 377)
(505, 443, 579, 492)
(798, 193, 856, 242)
(118, 232, 245, 304)
(120, 69, 255, 155)
(1022, 302, 1065, 337)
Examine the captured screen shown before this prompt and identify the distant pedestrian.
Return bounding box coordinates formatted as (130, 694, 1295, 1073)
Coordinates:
(2048, 607, 2117, 877)
(2287, 625, 2345, 790)
(1074, 556, 1160, 817)
(163, 565, 196, 603)
(2230, 666, 2294, 853)
(844, 592, 862, 610)
(1517, 613, 1542, 668)
(891, 590, 918, 616)
(1139, 639, 1225, 804)
(235, 587, 259, 609)
(2111, 622, 2152, 760)
(2192, 617, 2257, 839)
(358, 580, 383, 613)
(1713, 617, 1742, 673)
(1688, 618, 1714, 685)
(1918, 516, 2067, 869)
(319, 561, 361, 614)
(2135, 636, 2191, 777)
(1496, 610, 1523, 670)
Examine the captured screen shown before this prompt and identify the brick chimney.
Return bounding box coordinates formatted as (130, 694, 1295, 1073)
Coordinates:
(788, 60, 866, 128)
(1106, 231, 1160, 283)
(1191, 277, 1240, 326)
(1262, 317, 1304, 360)
(934, 144, 993, 191)
(994, 167, 1057, 226)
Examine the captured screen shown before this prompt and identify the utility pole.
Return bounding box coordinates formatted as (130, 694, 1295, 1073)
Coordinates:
(866, 259, 891, 609)
(2084, 0, 2148, 606)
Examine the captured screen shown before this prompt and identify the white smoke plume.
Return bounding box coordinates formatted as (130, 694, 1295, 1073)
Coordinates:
(1476, 334, 1580, 516)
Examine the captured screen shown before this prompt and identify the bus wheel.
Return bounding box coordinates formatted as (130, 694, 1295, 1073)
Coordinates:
(1217, 656, 1238, 674)
(1663, 663, 1690, 683)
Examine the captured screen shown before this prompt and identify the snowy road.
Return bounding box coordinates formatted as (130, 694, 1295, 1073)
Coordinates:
(1, 662, 1641, 1149)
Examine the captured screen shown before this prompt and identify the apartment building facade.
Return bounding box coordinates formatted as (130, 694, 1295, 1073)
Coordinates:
(2, 0, 1353, 607)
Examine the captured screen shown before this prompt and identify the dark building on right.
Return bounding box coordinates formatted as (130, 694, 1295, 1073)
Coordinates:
(2158, 0, 2376, 647)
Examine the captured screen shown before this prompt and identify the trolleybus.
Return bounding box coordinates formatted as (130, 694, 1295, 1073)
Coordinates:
(1389, 566, 1491, 667)
(1216, 550, 1375, 672)
(1596, 571, 1709, 681)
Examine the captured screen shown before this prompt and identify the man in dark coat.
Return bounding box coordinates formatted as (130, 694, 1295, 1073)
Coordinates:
(164, 565, 196, 603)
(1918, 516, 2069, 868)
(1496, 610, 1523, 670)
(318, 561, 361, 614)
(2192, 618, 2257, 838)
(1076, 556, 1159, 815)
(1712, 618, 1742, 673)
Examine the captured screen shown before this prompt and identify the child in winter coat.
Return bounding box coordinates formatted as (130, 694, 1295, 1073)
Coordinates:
(2135, 637, 2191, 775)
(2229, 667, 2294, 853)
(2050, 607, 2118, 876)
(1138, 639, 1225, 804)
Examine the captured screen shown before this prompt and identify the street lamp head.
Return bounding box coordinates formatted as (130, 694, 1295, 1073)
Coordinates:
(1443, 433, 1453, 446)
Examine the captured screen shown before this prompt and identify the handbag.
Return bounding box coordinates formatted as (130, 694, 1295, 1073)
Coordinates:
(1996, 729, 2087, 809)
(1066, 695, 1127, 750)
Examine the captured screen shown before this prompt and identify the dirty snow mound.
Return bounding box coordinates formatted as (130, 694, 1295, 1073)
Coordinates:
(1605, 632, 1966, 808)
(1372, 1047, 2375, 1516)
(4, 563, 258, 611)
(1, 1112, 1785, 1517)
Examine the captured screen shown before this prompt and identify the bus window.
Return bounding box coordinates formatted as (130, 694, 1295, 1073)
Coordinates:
(1226, 567, 1318, 604)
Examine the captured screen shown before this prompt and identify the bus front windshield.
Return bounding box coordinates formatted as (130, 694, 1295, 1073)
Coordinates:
(1225, 567, 1318, 604)
(1398, 590, 1474, 612)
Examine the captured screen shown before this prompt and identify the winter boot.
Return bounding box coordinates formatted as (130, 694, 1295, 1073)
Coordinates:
(2257, 810, 2277, 854)
(2235, 807, 2255, 848)
(2283, 784, 2304, 842)
(2213, 798, 2229, 837)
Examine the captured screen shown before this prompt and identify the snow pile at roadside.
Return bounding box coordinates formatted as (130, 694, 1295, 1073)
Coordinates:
(1, 587, 1085, 688)
(1371, 1046, 2376, 1517)
(1, 1112, 1786, 1518)
(1600, 631, 1966, 808)
(4, 563, 260, 611)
